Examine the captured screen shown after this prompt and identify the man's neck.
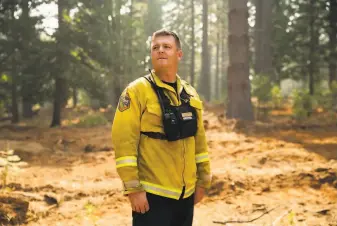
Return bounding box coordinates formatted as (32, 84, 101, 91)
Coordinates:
(154, 68, 177, 83)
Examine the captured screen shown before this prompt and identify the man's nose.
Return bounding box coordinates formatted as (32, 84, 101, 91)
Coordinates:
(158, 46, 164, 52)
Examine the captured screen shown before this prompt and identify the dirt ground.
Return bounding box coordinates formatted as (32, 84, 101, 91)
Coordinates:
(0, 106, 336, 226)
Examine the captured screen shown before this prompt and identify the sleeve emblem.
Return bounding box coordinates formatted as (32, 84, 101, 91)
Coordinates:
(118, 92, 131, 112)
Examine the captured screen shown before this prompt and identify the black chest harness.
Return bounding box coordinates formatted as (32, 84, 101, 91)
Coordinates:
(142, 75, 198, 142)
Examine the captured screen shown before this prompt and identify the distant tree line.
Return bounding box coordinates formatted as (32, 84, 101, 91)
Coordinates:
(0, 0, 336, 125)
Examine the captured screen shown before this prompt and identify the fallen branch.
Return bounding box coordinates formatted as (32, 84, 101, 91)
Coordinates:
(213, 207, 277, 225)
(272, 209, 292, 226)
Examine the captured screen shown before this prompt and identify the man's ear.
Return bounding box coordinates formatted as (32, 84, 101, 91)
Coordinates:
(177, 49, 183, 61)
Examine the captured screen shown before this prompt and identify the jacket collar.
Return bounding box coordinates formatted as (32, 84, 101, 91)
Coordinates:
(149, 70, 184, 94)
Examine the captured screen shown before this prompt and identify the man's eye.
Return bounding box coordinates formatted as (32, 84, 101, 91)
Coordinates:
(153, 46, 158, 50)
(164, 46, 171, 49)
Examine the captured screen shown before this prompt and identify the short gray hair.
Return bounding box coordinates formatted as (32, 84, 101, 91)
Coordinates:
(152, 29, 182, 49)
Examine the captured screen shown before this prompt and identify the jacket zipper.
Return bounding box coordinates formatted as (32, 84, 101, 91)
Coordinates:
(182, 139, 186, 188)
(177, 87, 185, 188)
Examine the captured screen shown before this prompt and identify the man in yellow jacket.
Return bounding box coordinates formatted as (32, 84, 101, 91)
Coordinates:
(112, 29, 211, 226)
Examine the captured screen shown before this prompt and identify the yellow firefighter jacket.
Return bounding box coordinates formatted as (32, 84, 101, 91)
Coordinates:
(111, 72, 211, 200)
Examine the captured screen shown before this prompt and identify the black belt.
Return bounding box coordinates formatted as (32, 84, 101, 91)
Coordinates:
(141, 131, 167, 140)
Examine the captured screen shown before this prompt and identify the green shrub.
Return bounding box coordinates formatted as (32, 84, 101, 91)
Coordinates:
(252, 75, 286, 119)
(251, 75, 272, 103)
(292, 89, 314, 120)
(271, 85, 283, 109)
(78, 90, 91, 106)
(311, 81, 337, 112)
(76, 112, 108, 127)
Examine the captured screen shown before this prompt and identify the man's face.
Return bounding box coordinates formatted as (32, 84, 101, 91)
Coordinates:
(151, 35, 183, 70)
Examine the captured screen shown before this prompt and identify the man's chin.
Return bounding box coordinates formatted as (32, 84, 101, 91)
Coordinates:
(154, 64, 169, 70)
(157, 61, 168, 65)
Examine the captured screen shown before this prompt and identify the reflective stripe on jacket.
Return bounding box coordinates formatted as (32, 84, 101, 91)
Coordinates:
(112, 72, 211, 200)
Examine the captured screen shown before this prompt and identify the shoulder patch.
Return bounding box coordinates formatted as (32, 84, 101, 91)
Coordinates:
(118, 92, 131, 112)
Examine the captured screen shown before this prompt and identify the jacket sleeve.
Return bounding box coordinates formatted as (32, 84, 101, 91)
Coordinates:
(194, 97, 212, 189)
(112, 86, 144, 195)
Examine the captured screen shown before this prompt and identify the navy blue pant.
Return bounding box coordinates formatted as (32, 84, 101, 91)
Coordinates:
(132, 192, 194, 226)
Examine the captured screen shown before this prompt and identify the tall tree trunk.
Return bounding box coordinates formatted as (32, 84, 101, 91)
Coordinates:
(308, 0, 316, 95)
(51, 77, 67, 127)
(11, 66, 19, 124)
(254, 0, 273, 78)
(22, 101, 34, 118)
(72, 87, 77, 108)
(209, 45, 213, 100)
(51, 0, 68, 127)
(328, 0, 337, 88)
(215, 32, 220, 100)
(254, 0, 262, 74)
(221, 36, 226, 100)
(190, 0, 195, 87)
(21, 0, 34, 118)
(145, 0, 163, 70)
(274, 0, 282, 85)
(105, 0, 114, 105)
(227, 0, 254, 120)
(146, 0, 163, 37)
(113, 0, 122, 106)
(105, 0, 120, 106)
(199, 0, 210, 101)
(221, 0, 227, 100)
(10, 5, 19, 123)
(127, 0, 134, 83)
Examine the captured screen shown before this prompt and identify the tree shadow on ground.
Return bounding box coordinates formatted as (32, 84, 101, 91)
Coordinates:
(234, 121, 337, 161)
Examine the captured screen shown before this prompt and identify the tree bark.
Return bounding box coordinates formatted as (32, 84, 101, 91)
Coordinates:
(22, 101, 34, 118)
(328, 0, 337, 87)
(51, 0, 68, 127)
(51, 77, 67, 127)
(10, 5, 19, 124)
(72, 87, 77, 108)
(146, 0, 163, 37)
(227, 0, 254, 120)
(221, 37, 226, 100)
(190, 0, 195, 87)
(308, 0, 316, 95)
(127, 0, 134, 83)
(215, 32, 220, 100)
(21, 0, 34, 118)
(11, 70, 19, 124)
(113, 0, 122, 106)
(254, 0, 273, 78)
(220, 0, 228, 100)
(274, 0, 282, 85)
(199, 0, 211, 101)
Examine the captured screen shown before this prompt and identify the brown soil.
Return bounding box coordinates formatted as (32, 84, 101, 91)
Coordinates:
(0, 106, 336, 226)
